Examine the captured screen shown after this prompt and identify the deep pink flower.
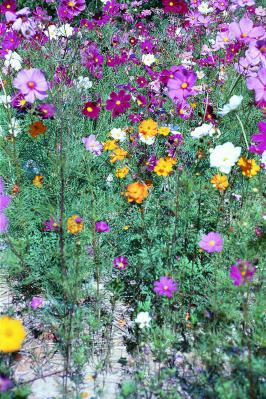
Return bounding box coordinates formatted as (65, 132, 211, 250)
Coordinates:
(199, 232, 223, 253)
(13, 69, 48, 103)
(154, 276, 177, 298)
(230, 260, 256, 286)
(106, 90, 131, 118)
(43, 218, 59, 232)
(113, 256, 128, 270)
(38, 103, 56, 119)
(247, 68, 266, 102)
(82, 135, 103, 155)
(163, 0, 188, 14)
(249, 121, 266, 154)
(167, 66, 197, 103)
(30, 296, 43, 309)
(0, 0, 16, 14)
(58, 0, 86, 20)
(82, 101, 101, 119)
(0, 194, 11, 212)
(95, 221, 110, 233)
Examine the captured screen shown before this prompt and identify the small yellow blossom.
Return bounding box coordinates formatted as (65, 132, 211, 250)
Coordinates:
(138, 119, 158, 139)
(103, 140, 119, 151)
(0, 316, 26, 353)
(237, 157, 260, 178)
(211, 174, 229, 191)
(158, 127, 170, 136)
(116, 166, 129, 178)
(33, 175, 44, 187)
(154, 157, 175, 177)
(110, 148, 128, 163)
(67, 215, 84, 234)
(125, 182, 149, 204)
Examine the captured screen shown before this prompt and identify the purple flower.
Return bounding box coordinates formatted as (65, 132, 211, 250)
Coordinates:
(0, 194, 11, 212)
(146, 155, 157, 172)
(113, 256, 128, 270)
(95, 221, 110, 233)
(13, 69, 48, 103)
(230, 260, 256, 286)
(167, 66, 197, 103)
(106, 90, 131, 118)
(6, 7, 36, 37)
(154, 276, 177, 298)
(0, 375, 13, 392)
(247, 68, 266, 102)
(229, 17, 265, 43)
(38, 103, 56, 119)
(249, 121, 266, 155)
(199, 232, 223, 253)
(30, 296, 43, 309)
(58, 0, 86, 20)
(43, 218, 59, 232)
(82, 135, 103, 156)
(0, 214, 8, 234)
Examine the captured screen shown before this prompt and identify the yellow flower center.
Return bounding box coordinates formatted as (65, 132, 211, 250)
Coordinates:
(223, 37, 229, 42)
(181, 82, 188, 89)
(95, 58, 99, 62)
(28, 81, 35, 88)
(223, 157, 229, 161)
(68, 1, 75, 6)
(118, 262, 124, 268)
(209, 240, 215, 246)
(116, 100, 121, 105)
(169, 1, 174, 5)
(7, 4, 11, 8)
(241, 271, 246, 276)
(242, 33, 248, 38)
(87, 107, 93, 112)
(163, 285, 169, 290)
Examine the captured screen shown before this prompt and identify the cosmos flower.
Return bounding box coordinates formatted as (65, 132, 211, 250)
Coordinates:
(210, 142, 241, 174)
(125, 182, 149, 204)
(249, 121, 266, 154)
(199, 232, 223, 253)
(163, 0, 188, 14)
(29, 121, 47, 138)
(43, 218, 59, 232)
(30, 297, 43, 310)
(167, 66, 197, 103)
(106, 90, 131, 118)
(67, 215, 84, 234)
(82, 135, 103, 156)
(116, 166, 129, 178)
(230, 260, 256, 286)
(153, 276, 177, 298)
(38, 103, 56, 119)
(13, 69, 48, 103)
(135, 312, 151, 329)
(95, 221, 110, 233)
(237, 157, 260, 177)
(82, 101, 101, 119)
(211, 174, 229, 191)
(247, 68, 266, 102)
(113, 256, 128, 270)
(229, 17, 265, 43)
(218, 95, 243, 116)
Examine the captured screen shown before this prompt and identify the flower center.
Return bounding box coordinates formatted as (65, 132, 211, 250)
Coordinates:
(68, 1, 75, 6)
(116, 100, 121, 105)
(223, 37, 229, 42)
(209, 240, 215, 246)
(27, 81, 36, 89)
(94, 58, 99, 62)
(163, 285, 169, 290)
(87, 107, 93, 112)
(241, 33, 248, 38)
(181, 82, 188, 89)
(169, 1, 174, 5)
(241, 271, 246, 276)
(6, 4, 11, 9)
(118, 262, 124, 268)
(223, 157, 229, 161)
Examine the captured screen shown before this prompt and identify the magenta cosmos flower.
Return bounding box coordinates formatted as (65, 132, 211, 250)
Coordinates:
(95, 221, 110, 233)
(0, 214, 8, 234)
(154, 276, 177, 298)
(58, 0, 86, 20)
(113, 256, 128, 270)
(82, 101, 101, 119)
(13, 69, 48, 103)
(249, 121, 266, 154)
(199, 232, 223, 253)
(106, 90, 131, 118)
(247, 68, 266, 102)
(163, 0, 188, 14)
(30, 296, 43, 309)
(82, 135, 103, 156)
(230, 260, 256, 286)
(38, 103, 56, 119)
(167, 66, 197, 103)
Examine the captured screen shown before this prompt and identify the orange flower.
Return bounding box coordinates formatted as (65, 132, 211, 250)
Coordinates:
(116, 166, 129, 178)
(67, 215, 84, 234)
(158, 127, 170, 136)
(29, 121, 47, 138)
(237, 157, 260, 178)
(138, 119, 158, 139)
(33, 175, 44, 187)
(103, 140, 118, 151)
(211, 174, 229, 190)
(124, 182, 149, 204)
(109, 148, 128, 163)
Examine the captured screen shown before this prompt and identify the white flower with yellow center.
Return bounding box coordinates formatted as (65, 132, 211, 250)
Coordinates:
(110, 128, 127, 142)
(210, 142, 241, 174)
(142, 54, 156, 66)
(135, 312, 151, 329)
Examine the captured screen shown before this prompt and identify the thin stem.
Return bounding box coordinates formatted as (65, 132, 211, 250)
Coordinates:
(236, 114, 249, 150)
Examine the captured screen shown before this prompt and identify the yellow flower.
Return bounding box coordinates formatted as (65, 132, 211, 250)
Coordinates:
(116, 166, 129, 179)
(158, 127, 170, 136)
(33, 175, 44, 187)
(138, 119, 158, 139)
(154, 157, 174, 177)
(103, 140, 118, 151)
(0, 316, 26, 353)
(67, 215, 84, 234)
(237, 157, 260, 178)
(124, 181, 149, 204)
(211, 174, 229, 190)
(109, 148, 128, 163)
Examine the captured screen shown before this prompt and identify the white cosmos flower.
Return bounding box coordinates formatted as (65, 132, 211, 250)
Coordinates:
(142, 54, 156, 66)
(45, 25, 58, 40)
(0, 94, 11, 106)
(58, 23, 74, 37)
(198, 2, 214, 14)
(110, 128, 127, 142)
(210, 142, 241, 174)
(139, 134, 155, 145)
(4, 50, 22, 71)
(218, 95, 243, 116)
(135, 312, 151, 329)
(191, 123, 214, 139)
(74, 76, 93, 90)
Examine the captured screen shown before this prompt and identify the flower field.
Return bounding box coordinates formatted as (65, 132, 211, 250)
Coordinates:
(0, 0, 265, 398)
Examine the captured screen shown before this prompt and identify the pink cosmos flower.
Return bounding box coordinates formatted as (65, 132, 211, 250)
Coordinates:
(199, 232, 223, 253)
(82, 101, 101, 119)
(230, 260, 256, 286)
(58, 0, 86, 20)
(0, 213, 8, 233)
(95, 221, 110, 233)
(5, 7, 36, 37)
(13, 69, 48, 103)
(0, 194, 11, 212)
(113, 256, 128, 270)
(30, 296, 43, 309)
(154, 276, 177, 298)
(82, 135, 103, 156)
(38, 103, 56, 119)
(43, 218, 59, 232)
(247, 68, 266, 102)
(249, 121, 266, 154)
(229, 17, 265, 43)
(0, 0, 16, 14)
(167, 66, 197, 103)
(106, 90, 131, 118)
